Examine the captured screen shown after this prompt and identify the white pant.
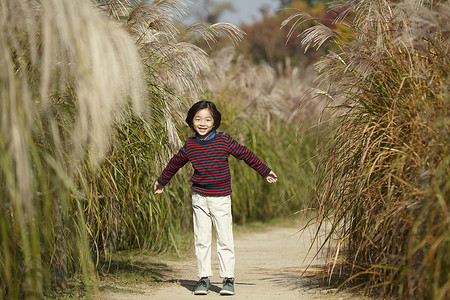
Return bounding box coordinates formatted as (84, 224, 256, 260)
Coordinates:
(192, 192, 235, 278)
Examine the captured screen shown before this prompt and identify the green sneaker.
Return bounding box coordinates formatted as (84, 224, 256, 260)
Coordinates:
(194, 277, 210, 295)
(220, 277, 235, 295)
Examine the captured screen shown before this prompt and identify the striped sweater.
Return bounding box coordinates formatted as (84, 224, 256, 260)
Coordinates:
(157, 132, 271, 196)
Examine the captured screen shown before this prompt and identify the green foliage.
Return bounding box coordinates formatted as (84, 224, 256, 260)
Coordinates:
(1, 0, 146, 298)
(84, 107, 192, 257)
(225, 110, 316, 224)
(294, 0, 450, 298)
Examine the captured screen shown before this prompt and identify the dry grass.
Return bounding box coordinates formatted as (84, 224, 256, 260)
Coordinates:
(201, 46, 326, 125)
(0, 0, 245, 298)
(1, 0, 147, 297)
(286, 0, 450, 298)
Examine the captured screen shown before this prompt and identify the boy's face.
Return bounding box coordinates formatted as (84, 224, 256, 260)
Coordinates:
(193, 108, 214, 139)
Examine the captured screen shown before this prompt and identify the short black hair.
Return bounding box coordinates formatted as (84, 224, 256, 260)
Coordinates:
(185, 100, 221, 131)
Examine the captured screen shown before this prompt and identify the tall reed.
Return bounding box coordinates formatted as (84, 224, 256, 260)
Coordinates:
(0, 0, 146, 298)
(285, 0, 449, 298)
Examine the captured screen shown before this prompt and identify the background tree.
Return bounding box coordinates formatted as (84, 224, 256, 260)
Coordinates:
(236, 1, 346, 70)
(189, 0, 236, 23)
(279, 0, 333, 7)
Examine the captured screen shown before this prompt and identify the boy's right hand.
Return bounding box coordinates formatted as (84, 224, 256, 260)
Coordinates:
(265, 171, 278, 183)
(154, 181, 165, 194)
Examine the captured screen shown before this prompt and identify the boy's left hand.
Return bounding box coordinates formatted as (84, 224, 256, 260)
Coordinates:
(154, 181, 165, 194)
(265, 171, 278, 183)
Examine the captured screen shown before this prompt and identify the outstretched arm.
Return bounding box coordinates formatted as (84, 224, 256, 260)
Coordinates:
(228, 135, 271, 177)
(265, 171, 278, 183)
(155, 145, 189, 194)
(154, 181, 165, 194)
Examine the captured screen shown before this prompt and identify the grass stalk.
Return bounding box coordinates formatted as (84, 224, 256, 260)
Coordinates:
(287, 0, 450, 297)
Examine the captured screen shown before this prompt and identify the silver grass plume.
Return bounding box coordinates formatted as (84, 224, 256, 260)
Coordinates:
(202, 47, 323, 124)
(185, 22, 245, 48)
(127, 1, 244, 97)
(333, 1, 447, 99)
(94, 0, 131, 18)
(1, 0, 146, 208)
(126, 0, 244, 149)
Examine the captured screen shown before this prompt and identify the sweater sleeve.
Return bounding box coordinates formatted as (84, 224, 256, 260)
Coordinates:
(227, 134, 271, 177)
(157, 146, 189, 186)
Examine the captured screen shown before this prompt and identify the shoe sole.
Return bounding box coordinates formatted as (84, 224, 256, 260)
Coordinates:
(194, 291, 208, 295)
(220, 290, 235, 295)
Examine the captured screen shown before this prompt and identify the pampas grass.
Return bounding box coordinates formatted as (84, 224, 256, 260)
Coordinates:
(0, 0, 146, 297)
(286, 0, 449, 298)
(201, 46, 325, 123)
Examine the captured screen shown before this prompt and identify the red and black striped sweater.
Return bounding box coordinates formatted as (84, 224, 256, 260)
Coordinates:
(157, 132, 271, 196)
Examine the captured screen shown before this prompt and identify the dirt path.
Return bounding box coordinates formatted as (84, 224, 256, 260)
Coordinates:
(100, 223, 363, 300)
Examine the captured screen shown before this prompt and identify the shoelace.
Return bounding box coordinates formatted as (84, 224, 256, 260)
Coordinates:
(196, 279, 208, 288)
(223, 278, 234, 287)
